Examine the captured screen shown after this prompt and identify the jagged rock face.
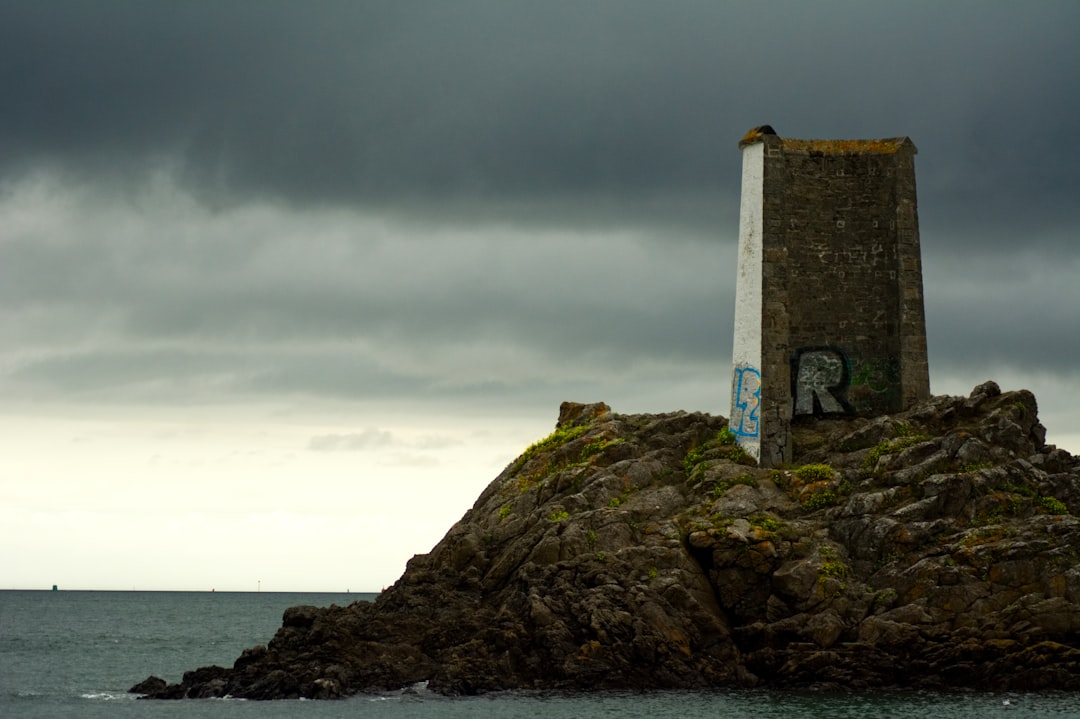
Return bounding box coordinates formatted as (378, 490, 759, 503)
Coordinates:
(135, 384, 1080, 699)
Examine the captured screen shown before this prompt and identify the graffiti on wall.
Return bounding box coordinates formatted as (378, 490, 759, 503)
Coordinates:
(731, 364, 761, 438)
(848, 355, 901, 410)
(791, 347, 853, 416)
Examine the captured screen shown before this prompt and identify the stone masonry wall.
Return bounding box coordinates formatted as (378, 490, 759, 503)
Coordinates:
(733, 127, 930, 467)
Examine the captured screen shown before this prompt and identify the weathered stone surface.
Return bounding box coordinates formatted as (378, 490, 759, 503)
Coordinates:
(132, 388, 1080, 699)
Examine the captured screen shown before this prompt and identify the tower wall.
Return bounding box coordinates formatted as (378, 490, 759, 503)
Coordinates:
(730, 127, 930, 467)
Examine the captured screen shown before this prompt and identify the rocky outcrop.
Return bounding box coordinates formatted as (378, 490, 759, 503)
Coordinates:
(133, 382, 1080, 698)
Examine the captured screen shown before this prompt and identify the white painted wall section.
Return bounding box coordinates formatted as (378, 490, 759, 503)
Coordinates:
(730, 142, 764, 460)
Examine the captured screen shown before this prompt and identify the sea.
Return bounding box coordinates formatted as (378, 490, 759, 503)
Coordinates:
(1, 590, 1077, 718)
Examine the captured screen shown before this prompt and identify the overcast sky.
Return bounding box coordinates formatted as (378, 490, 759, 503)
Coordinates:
(2, 1, 1078, 592)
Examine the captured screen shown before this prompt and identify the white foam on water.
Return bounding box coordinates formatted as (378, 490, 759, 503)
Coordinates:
(79, 691, 130, 700)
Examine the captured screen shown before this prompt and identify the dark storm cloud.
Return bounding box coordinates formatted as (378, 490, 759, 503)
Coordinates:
(1, 1, 734, 213)
(1, 1, 1079, 425)
(3, 2, 1078, 238)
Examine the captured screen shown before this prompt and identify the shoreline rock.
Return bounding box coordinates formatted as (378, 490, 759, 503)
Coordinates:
(133, 384, 1080, 698)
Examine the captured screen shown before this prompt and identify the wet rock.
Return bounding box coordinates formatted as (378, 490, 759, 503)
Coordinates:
(128, 676, 166, 695)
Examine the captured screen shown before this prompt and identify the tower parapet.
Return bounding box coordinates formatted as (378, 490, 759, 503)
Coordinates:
(730, 126, 930, 466)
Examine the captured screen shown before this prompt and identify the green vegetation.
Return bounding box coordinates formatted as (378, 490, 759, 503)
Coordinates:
(604, 476, 638, 509)
(971, 505, 1004, 527)
(817, 546, 848, 578)
(516, 477, 544, 494)
(715, 428, 755, 465)
(871, 587, 898, 606)
(683, 446, 707, 481)
(1040, 496, 1069, 515)
(548, 510, 570, 522)
(749, 513, 783, 534)
(793, 463, 834, 484)
(717, 427, 738, 445)
(788, 464, 842, 511)
(816, 546, 849, 595)
(508, 423, 595, 493)
(991, 485, 1070, 517)
(708, 474, 757, 500)
(819, 559, 848, 579)
(893, 420, 917, 438)
(511, 424, 590, 474)
(685, 428, 756, 483)
(681, 510, 736, 536)
(862, 434, 931, 476)
(498, 505, 512, 520)
(580, 437, 624, 462)
(1002, 481, 1036, 497)
(802, 487, 841, 510)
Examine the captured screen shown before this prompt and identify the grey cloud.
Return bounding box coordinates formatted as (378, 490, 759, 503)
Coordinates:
(307, 428, 467, 454)
(1, 181, 734, 406)
(308, 429, 394, 452)
(924, 253, 1080, 375)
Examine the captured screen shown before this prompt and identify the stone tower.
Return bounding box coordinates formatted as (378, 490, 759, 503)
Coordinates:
(730, 126, 930, 466)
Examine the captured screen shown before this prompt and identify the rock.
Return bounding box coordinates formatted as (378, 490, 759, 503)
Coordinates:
(134, 384, 1080, 699)
(558, 401, 611, 428)
(128, 676, 166, 695)
(772, 556, 824, 603)
(281, 605, 320, 628)
(804, 609, 846, 648)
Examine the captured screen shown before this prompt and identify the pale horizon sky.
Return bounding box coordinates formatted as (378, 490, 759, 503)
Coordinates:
(2, 1, 1079, 592)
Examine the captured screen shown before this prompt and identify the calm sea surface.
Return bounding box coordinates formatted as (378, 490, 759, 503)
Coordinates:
(1, 589, 1077, 718)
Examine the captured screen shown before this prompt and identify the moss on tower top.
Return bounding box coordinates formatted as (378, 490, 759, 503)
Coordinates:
(780, 137, 911, 155)
(739, 126, 914, 155)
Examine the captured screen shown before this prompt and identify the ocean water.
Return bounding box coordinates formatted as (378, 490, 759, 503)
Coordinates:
(1, 590, 1077, 718)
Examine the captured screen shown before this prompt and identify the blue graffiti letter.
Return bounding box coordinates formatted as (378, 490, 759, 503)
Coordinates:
(732, 366, 761, 437)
